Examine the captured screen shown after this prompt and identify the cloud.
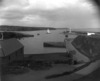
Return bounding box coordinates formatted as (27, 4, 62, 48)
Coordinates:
(0, 12, 24, 20)
(0, 0, 99, 28)
(1, 0, 28, 7)
(24, 0, 77, 10)
(0, 19, 6, 25)
(19, 15, 54, 27)
(0, 0, 95, 11)
(20, 15, 46, 23)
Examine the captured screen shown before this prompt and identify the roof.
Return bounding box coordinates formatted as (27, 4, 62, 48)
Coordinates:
(0, 38, 24, 57)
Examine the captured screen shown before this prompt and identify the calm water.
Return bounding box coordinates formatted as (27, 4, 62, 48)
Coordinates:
(18, 28, 100, 54)
(19, 30, 66, 54)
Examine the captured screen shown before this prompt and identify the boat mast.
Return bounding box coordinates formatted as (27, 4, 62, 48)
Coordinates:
(47, 28, 50, 33)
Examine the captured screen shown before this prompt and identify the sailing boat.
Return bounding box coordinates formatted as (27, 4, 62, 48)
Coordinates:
(46, 29, 51, 34)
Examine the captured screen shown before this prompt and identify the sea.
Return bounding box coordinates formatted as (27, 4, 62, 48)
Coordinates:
(18, 30, 66, 54)
(16, 28, 100, 54)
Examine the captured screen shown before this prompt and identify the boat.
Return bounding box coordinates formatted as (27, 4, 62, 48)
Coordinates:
(46, 29, 51, 34)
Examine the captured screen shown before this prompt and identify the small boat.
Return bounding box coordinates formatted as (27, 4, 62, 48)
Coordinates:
(37, 33, 40, 35)
(46, 29, 51, 34)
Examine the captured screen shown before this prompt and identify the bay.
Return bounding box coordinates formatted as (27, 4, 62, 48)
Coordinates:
(19, 30, 66, 54)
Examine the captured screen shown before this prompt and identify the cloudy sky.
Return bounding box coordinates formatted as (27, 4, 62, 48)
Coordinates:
(0, 0, 99, 28)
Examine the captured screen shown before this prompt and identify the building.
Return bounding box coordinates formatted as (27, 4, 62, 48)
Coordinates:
(0, 38, 24, 67)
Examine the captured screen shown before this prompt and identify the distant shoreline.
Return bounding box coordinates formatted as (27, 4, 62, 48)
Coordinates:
(0, 25, 56, 31)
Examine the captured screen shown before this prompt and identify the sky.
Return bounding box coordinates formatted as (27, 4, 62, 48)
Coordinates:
(0, 0, 99, 28)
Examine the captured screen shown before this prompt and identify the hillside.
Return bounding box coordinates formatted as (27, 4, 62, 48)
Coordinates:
(0, 32, 34, 39)
(0, 25, 56, 31)
(72, 35, 100, 60)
